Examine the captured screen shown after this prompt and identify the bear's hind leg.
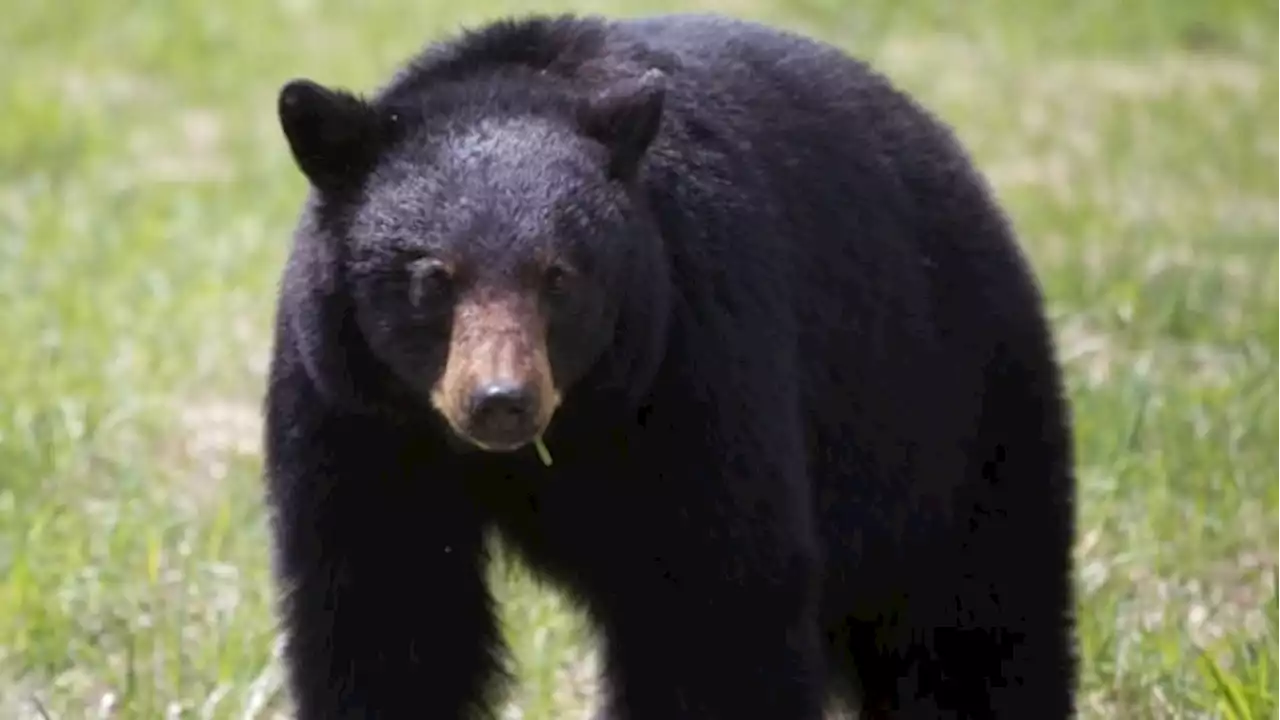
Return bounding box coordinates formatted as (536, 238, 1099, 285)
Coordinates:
(916, 335, 1078, 719)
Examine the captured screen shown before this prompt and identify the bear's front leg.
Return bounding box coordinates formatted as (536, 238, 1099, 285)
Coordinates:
(590, 411, 827, 720)
(264, 379, 504, 720)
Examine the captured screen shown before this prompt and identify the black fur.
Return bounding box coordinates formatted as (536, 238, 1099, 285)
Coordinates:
(264, 13, 1078, 719)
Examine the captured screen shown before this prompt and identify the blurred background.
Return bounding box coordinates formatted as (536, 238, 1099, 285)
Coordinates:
(0, 0, 1275, 718)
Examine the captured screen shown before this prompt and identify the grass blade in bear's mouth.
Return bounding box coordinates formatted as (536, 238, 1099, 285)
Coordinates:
(534, 436, 553, 466)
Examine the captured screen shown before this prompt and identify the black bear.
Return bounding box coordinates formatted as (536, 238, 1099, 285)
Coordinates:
(264, 12, 1077, 720)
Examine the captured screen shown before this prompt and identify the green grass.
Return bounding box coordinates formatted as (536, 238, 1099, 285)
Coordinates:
(1, 0, 1275, 717)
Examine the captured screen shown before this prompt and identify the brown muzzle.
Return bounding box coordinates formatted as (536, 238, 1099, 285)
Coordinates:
(430, 293, 559, 451)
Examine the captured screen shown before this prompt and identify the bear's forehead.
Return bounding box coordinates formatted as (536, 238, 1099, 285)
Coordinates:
(367, 117, 591, 208)
(437, 117, 569, 171)
(380, 116, 591, 184)
(353, 117, 595, 250)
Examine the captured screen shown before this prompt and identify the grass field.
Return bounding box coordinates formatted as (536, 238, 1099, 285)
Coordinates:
(1, 0, 1276, 717)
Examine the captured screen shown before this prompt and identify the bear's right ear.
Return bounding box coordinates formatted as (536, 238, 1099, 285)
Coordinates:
(278, 79, 383, 193)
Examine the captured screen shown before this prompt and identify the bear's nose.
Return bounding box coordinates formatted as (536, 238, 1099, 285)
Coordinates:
(466, 382, 537, 449)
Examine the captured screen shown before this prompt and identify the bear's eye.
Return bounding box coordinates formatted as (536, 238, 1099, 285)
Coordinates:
(407, 258, 452, 306)
(544, 263, 574, 296)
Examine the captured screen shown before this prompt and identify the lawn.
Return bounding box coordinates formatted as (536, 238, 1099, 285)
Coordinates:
(0, 0, 1275, 717)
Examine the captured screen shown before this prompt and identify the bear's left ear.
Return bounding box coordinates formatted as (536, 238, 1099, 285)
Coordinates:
(579, 69, 666, 180)
(278, 78, 384, 194)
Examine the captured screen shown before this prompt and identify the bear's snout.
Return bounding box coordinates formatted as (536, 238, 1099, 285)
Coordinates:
(430, 294, 560, 452)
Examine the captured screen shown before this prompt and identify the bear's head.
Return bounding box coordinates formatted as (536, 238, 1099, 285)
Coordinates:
(276, 68, 669, 452)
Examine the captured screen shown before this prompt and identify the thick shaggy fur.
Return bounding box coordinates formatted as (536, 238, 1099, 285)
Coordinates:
(263, 12, 1078, 720)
